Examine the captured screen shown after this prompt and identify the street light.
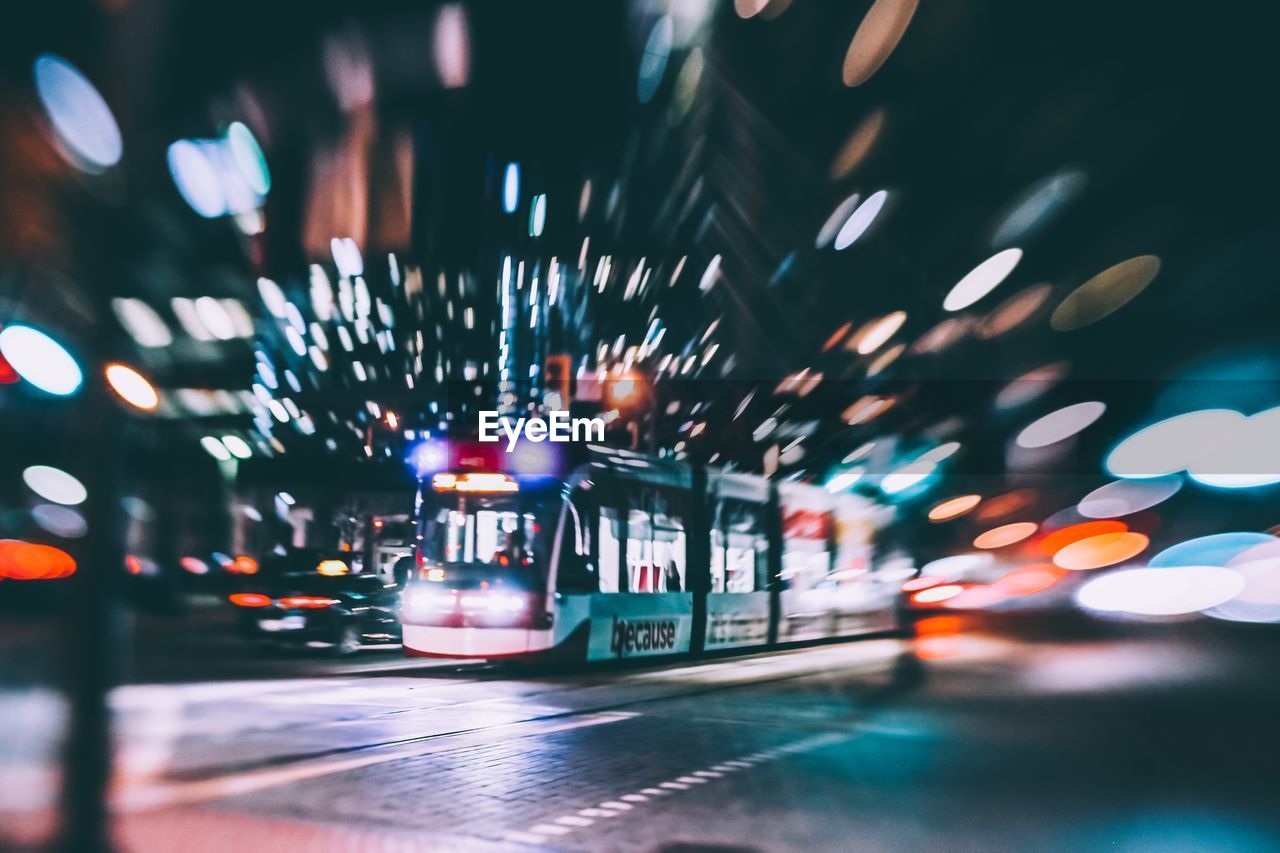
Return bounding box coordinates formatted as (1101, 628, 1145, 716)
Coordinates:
(605, 372, 646, 410)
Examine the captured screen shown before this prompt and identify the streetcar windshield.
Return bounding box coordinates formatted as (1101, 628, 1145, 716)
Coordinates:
(418, 490, 554, 587)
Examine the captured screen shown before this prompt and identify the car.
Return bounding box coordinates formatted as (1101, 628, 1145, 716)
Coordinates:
(228, 550, 404, 654)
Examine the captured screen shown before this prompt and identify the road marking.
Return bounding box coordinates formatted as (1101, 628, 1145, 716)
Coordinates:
(504, 831, 547, 844)
(555, 815, 593, 827)
(513, 730, 858, 845)
(530, 823, 571, 836)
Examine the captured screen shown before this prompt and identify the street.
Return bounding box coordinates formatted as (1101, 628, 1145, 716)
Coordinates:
(4, 623, 1279, 851)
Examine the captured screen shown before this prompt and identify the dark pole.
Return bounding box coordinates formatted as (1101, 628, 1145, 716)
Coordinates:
(56, 338, 125, 853)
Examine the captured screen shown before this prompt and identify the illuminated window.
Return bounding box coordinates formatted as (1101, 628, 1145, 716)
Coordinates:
(780, 504, 834, 592)
(625, 487, 685, 593)
(598, 507, 621, 593)
(711, 499, 767, 593)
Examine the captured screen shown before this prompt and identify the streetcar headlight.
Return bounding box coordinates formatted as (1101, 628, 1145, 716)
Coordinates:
(459, 592, 526, 613)
(404, 587, 456, 615)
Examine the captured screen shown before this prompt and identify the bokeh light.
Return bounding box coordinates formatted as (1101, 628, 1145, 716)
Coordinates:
(816, 193, 861, 249)
(1185, 405, 1280, 489)
(994, 362, 1069, 411)
(201, 436, 233, 462)
(1106, 409, 1242, 479)
(1077, 566, 1244, 616)
(167, 139, 227, 218)
(111, 299, 173, 348)
(829, 109, 885, 180)
(928, 494, 982, 522)
(1015, 401, 1106, 448)
(912, 583, 963, 605)
(993, 564, 1068, 597)
(1051, 255, 1161, 331)
(975, 490, 1036, 521)
(31, 504, 88, 539)
(638, 15, 674, 104)
(22, 465, 87, 506)
(0, 325, 83, 396)
(432, 3, 471, 89)
(1147, 532, 1277, 569)
(990, 170, 1086, 247)
(842, 0, 919, 87)
(502, 162, 521, 214)
(33, 53, 122, 172)
(853, 311, 906, 355)
(943, 249, 1023, 312)
(226, 122, 270, 196)
(1052, 531, 1150, 571)
(834, 191, 888, 250)
(973, 522, 1038, 550)
(977, 283, 1053, 339)
(1038, 520, 1129, 556)
(1077, 477, 1182, 518)
(105, 364, 160, 411)
(0, 540, 77, 581)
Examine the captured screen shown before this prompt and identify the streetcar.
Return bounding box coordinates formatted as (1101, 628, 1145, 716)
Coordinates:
(399, 439, 900, 661)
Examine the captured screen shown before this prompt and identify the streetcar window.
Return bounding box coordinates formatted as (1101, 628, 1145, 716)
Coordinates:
(780, 505, 834, 591)
(625, 486, 686, 593)
(425, 493, 541, 568)
(598, 507, 622, 593)
(626, 509, 656, 592)
(711, 499, 767, 593)
(554, 491, 597, 594)
(442, 508, 533, 563)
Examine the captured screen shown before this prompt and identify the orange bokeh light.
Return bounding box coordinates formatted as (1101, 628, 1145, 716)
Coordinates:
(228, 555, 259, 575)
(928, 494, 982, 522)
(0, 539, 77, 580)
(915, 615, 965, 635)
(911, 583, 964, 604)
(1038, 520, 1128, 556)
(943, 585, 1007, 609)
(822, 322, 852, 352)
(973, 522, 1038, 550)
(993, 563, 1068, 597)
(1053, 531, 1150, 571)
(902, 575, 945, 592)
(975, 490, 1036, 521)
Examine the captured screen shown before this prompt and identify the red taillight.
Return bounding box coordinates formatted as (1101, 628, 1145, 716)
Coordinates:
(278, 595, 340, 609)
(229, 593, 271, 608)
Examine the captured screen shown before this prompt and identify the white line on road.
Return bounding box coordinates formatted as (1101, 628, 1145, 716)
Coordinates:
(513, 729, 856, 846)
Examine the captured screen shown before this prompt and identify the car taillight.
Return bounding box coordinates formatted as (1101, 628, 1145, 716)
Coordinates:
(229, 593, 271, 608)
(278, 595, 340, 609)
